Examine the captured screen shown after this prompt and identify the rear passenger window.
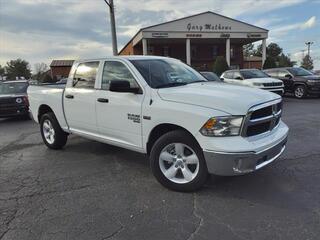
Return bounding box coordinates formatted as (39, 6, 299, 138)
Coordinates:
(102, 61, 138, 90)
(73, 61, 99, 88)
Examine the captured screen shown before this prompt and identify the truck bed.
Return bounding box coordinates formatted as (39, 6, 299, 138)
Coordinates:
(27, 84, 69, 130)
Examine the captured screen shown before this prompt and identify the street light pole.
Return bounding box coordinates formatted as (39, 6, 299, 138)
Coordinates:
(104, 0, 118, 56)
(305, 41, 313, 56)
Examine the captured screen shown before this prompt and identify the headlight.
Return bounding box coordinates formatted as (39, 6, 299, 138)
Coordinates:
(200, 116, 243, 137)
(253, 82, 263, 87)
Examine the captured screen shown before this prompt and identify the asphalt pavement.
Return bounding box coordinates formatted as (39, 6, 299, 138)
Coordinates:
(0, 96, 320, 240)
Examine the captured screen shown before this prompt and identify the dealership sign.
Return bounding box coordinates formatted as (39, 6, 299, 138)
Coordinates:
(187, 23, 232, 31)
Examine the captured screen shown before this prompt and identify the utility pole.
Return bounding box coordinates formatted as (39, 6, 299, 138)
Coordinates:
(104, 0, 118, 56)
(305, 41, 313, 56)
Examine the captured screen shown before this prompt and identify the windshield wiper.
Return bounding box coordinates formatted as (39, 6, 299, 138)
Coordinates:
(156, 82, 188, 88)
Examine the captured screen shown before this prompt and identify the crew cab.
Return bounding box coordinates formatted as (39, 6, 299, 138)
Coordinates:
(28, 56, 289, 191)
(0, 80, 30, 119)
(264, 67, 320, 98)
(221, 69, 284, 95)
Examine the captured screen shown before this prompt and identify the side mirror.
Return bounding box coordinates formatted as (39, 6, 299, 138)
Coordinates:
(220, 77, 224, 81)
(284, 74, 292, 79)
(109, 80, 141, 94)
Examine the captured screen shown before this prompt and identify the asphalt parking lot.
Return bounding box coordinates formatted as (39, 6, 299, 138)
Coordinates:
(0, 96, 320, 240)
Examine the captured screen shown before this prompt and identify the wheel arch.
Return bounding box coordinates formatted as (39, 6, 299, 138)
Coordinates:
(38, 104, 54, 122)
(146, 123, 199, 155)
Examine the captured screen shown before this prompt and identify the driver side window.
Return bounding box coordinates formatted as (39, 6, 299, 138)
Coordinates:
(102, 61, 138, 90)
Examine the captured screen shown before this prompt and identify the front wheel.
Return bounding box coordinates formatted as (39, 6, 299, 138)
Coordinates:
(150, 130, 208, 192)
(40, 113, 68, 149)
(294, 85, 306, 99)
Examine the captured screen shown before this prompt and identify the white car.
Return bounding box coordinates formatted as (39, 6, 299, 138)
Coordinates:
(221, 69, 284, 95)
(27, 56, 289, 191)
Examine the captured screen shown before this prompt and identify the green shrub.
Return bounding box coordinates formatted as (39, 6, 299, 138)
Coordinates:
(213, 56, 229, 76)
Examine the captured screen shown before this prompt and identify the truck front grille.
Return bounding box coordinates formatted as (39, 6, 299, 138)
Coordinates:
(263, 82, 283, 87)
(242, 100, 282, 137)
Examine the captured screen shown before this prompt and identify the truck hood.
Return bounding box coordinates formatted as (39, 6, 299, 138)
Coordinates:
(301, 75, 320, 80)
(157, 82, 280, 115)
(244, 77, 282, 83)
(0, 93, 27, 98)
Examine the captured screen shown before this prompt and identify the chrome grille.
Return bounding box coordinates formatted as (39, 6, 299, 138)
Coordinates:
(242, 100, 282, 137)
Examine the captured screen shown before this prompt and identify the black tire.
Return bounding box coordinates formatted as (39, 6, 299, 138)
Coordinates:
(40, 112, 68, 149)
(294, 85, 307, 99)
(150, 130, 208, 192)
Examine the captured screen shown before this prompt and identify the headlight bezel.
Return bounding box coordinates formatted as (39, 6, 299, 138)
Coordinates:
(200, 116, 244, 137)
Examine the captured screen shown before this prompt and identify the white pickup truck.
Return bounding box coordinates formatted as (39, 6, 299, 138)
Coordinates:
(28, 56, 289, 191)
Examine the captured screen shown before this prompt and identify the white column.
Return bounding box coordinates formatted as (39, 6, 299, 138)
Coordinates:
(226, 38, 230, 66)
(262, 38, 267, 67)
(142, 38, 147, 55)
(186, 38, 191, 65)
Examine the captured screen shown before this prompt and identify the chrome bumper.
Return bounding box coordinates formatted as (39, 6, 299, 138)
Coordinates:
(203, 136, 288, 176)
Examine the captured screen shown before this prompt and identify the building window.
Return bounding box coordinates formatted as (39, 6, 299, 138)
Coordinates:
(148, 46, 154, 55)
(163, 46, 170, 56)
(191, 46, 197, 58)
(212, 45, 218, 57)
(230, 46, 235, 58)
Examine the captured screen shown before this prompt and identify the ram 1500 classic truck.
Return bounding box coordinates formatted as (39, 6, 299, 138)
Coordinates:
(28, 56, 289, 191)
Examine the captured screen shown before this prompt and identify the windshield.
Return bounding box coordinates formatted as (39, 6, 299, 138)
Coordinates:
(0, 82, 29, 94)
(130, 59, 206, 88)
(288, 67, 313, 76)
(201, 72, 220, 81)
(240, 69, 269, 79)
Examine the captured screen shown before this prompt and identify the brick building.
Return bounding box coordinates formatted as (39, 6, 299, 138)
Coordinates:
(119, 11, 268, 71)
(50, 60, 74, 80)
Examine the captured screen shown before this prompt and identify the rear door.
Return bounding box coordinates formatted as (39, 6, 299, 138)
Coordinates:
(95, 60, 144, 150)
(64, 61, 100, 134)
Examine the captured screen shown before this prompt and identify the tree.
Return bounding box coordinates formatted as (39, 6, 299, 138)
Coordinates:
(243, 43, 255, 57)
(213, 56, 229, 76)
(5, 59, 31, 80)
(0, 64, 5, 78)
(278, 53, 295, 67)
(33, 62, 49, 81)
(263, 57, 277, 69)
(255, 42, 282, 58)
(301, 55, 313, 70)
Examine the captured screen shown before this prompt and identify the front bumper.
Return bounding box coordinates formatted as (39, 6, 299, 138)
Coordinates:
(203, 133, 288, 176)
(0, 105, 29, 118)
(306, 85, 320, 95)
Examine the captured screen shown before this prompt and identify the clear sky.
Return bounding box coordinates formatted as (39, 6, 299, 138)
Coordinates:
(0, 0, 319, 70)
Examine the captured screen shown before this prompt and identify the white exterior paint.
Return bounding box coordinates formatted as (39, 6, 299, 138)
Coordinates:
(226, 38, 230, 66)
(27, 56, 288, 178)
(186, 38, 191, 65)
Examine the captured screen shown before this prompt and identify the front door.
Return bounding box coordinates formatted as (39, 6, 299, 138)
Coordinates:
(64, 61, 100, 134)
(95, 60, 144, 150)
(278, 70, 293, 91)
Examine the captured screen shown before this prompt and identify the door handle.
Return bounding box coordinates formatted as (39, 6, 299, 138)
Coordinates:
(97, 98, 109, 103)
(65, 94, 74, 99)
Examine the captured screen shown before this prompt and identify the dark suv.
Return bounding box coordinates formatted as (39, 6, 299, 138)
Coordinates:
(264, 67, 320, 98)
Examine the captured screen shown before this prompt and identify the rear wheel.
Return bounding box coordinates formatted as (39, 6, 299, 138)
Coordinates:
(150, 130, 208, 192)
(294, 85, 306, 99)
(40, 113, 68, 149)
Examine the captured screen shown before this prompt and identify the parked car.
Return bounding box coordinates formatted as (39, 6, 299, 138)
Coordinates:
(200, 71, 221, 81)
(0, 80, 30, 119)
(221, 69, 284, 95)
(264, 67, 320, 98)
(28, 56, 289, 191)
(56, 78, 68, 84)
